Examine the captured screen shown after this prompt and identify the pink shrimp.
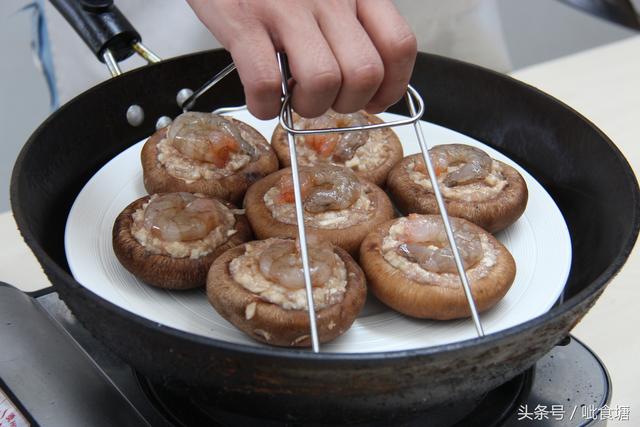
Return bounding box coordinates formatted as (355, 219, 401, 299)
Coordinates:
(276, 171, 314, 204)
(397, 214, 484, 273)
(167, 112, 255, 167)
(258, 239, 337, 289)
(276, 165, 362, 213)
(427, 144, 492, 187)
(143, 193, 227, 242)
(299, 111, 369, 162)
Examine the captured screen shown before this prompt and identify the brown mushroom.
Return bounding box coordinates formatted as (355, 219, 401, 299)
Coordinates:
(359, 215, 516, 320)
(244, 167, 395, 257)
(142, 114, 279, 205)
(112, 193, 252, 290)
(207, 239, 367, 346)
(271, 110, 403, 186)
(387, 148, 528, 233)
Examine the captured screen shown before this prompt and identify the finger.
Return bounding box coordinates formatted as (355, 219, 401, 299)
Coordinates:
(186, 1, 282, 119)
(357, 0, 417, 112)
(315, 2, 384, 113)
(272, 7, 342, 118)
(227, 26, 282, 120)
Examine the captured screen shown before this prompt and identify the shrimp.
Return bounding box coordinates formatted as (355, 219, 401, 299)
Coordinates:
(302, 115, 340, 159)
(143, 193, 226, 242)
(331, 112, 370, 161)
(258, 239, 337, 289)
(397, 214, 484, 273)
(276, 171, 314, 204)
(417, 144, 492, 187)
(276, 165, 362, 213)
(299, 111, 369, 162)
(304, 166, 362, 213)
(167, 112, 256, 168)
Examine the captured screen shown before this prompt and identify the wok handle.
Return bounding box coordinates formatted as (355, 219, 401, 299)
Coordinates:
(49, 0, 140, 63)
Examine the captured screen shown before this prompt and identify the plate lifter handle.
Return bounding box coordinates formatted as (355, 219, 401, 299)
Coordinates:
(50, 0, 160, 77)
(276, 52, 321, 353)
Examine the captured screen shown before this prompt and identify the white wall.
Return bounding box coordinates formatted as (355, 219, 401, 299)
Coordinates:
(1, 0, 50, 212)
(499, 0, 635, 69)
(0, 0, 637, 211)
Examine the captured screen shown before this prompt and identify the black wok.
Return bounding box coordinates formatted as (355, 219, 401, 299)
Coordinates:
(10, 21, 640, 425)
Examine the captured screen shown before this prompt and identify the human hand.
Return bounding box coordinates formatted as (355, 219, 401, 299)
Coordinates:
(186, 0, 417, 119)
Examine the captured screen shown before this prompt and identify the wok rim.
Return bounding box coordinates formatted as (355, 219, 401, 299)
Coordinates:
(10, 50, 640, 363)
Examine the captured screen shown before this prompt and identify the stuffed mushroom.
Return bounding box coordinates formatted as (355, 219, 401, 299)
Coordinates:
(207, 238, 367, 346)
(113, 192, 252, 289)
(359, 214, 516, 320)
(142, 112, 279, 204)
(271, 110, 403, 186)
(244, 165, 395, 256)
(387, 144, 528, 233)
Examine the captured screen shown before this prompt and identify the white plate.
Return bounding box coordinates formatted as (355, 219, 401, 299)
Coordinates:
(65, 111, 571, 353)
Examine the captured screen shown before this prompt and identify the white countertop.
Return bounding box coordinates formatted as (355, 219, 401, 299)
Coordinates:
(2, 35, 639, 418)
(510, 36, 640, 414)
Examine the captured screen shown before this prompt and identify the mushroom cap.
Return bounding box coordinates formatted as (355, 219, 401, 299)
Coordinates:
(112, 195, 253, 290)
(141, 118, 279, 205)
(207, 241, 367, 347)
(243, 167, 395, 257)
(386, 153, 528, 233)
(359, 215, 516, 320)
(271, 111, 403, 186)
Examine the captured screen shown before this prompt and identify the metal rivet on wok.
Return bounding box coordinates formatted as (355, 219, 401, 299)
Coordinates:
(176, 88, 194, 108)
(156, 116, 173, 130)
(126, 105, 144, 127)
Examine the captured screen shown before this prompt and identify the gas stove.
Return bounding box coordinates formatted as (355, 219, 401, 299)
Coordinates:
(0, 283, 610, 426)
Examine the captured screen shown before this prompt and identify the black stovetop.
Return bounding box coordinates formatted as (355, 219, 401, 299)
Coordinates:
(0, 284, 610, 426)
